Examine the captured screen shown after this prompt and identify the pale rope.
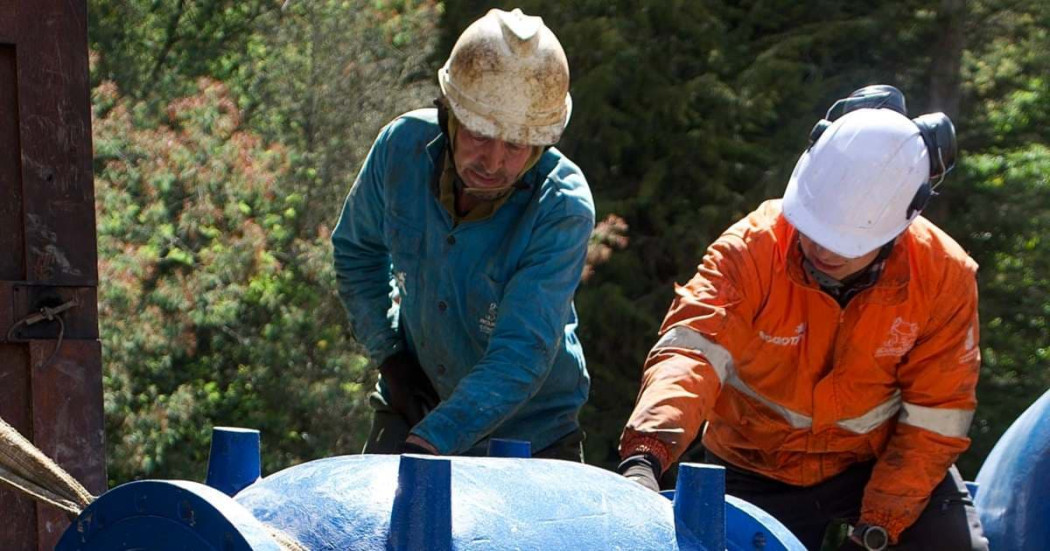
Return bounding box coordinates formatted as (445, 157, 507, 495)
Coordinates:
(0, 415, 94, 515)
(1, 415, 308, 550)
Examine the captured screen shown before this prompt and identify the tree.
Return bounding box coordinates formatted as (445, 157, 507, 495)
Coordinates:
(230, 0, 441, 230)
(91, 0, 442, 483)
(94, 79, 372, 483)
(89, 0, 282, 104)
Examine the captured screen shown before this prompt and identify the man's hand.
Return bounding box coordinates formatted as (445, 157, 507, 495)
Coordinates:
(617, 454, 662, 492)
(379, 350, 440, 426)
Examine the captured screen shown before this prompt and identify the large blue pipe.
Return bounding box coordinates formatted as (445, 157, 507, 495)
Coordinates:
(974, 389, 1050, 551)
(58, 433, 805, 550)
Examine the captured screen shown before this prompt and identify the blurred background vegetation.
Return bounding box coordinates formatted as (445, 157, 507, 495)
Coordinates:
(88, 0, 1050, 486)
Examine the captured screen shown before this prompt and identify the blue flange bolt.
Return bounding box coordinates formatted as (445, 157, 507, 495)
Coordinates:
(205, 427, 262, 497)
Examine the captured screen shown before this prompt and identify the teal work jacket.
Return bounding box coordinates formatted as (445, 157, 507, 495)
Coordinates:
(332, 109, 594, 454)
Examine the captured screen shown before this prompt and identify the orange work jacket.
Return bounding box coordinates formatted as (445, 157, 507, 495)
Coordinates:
(621, 200, 980, 541)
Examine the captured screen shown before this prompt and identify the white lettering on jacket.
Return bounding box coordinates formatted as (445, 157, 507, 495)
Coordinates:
(758, 323, 806, 346)
(479, 302, 498, 335)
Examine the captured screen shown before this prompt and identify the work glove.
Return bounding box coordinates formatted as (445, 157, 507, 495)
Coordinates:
(378, 350, 440, 426)
(617, 454, 662, 492)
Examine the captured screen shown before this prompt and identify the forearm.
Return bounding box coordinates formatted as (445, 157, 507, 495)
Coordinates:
(412, 351, 551, 454)
(620, 346, 723, 471)
(861, 424, 970, 541)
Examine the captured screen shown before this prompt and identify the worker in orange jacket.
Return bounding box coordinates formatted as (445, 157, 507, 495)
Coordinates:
(618, 86, 988, 551)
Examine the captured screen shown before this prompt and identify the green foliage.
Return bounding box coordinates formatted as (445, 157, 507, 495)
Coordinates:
(91, 0, 441, 484)
(89, 0, 281, 105)
(947, 144, 1050, 474)
(932, 0, 1050, 476)
(229, 0, 441, 229)
(95, 79, 372, 484)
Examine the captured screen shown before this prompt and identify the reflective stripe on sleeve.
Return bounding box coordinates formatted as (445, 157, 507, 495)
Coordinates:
(899, 402, 974, 438)
(653, 326, 813, 428)
(837, 391, 902, 434)
(726, 375, 813, 429)
(652, 326, 731, 383)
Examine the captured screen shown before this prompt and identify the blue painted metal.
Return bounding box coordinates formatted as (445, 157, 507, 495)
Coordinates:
(725, 496, 806, 551)
(674, 464, 725, 551)
(53, 388, 1050, 551)
(487, 438, 531, 457)
(236, 455, 688, 550)
(389, 455, 452, 551)
(974, 389, 1050, 551)
(55, 480, 283, 550)
(58, 432, 809, 550)
(205, 427, 261, 496)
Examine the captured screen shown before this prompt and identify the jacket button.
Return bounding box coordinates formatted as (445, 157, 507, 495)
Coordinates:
(438, 301, 447, 312)
(446, 235, 456, 245)
(436, 364, 446, 375)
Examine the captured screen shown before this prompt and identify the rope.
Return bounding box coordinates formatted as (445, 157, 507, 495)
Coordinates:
(0, 415, 311, 549)
(0, 416, 95, 516)
(6, 297, 76, 370)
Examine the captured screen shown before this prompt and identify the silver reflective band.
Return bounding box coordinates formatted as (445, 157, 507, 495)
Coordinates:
(726, 375, 813, 429)
(899, 402, 974, 438)
(653, 326, 814, 428)
(652, 326, 731, 383)
(651, 327, 971, 438)
(837, 391, 902, 434)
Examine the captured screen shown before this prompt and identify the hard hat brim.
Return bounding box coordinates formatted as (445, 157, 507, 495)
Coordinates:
(783, 165, 911, 259)
(438, 66, 571, 146)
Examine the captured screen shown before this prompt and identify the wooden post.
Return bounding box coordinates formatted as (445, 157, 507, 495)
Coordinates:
(0, 1, 106, 549)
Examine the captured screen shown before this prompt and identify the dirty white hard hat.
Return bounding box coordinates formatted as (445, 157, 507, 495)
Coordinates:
(783, 108, 930, 258)
(438, 8, 572, 146)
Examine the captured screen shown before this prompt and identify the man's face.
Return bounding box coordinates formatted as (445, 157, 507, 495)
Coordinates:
(799, 234, 882, 280)
(453, 125, 532, 191)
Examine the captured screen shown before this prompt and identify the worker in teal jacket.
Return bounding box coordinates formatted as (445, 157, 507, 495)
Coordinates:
(332, 8, 594, 459)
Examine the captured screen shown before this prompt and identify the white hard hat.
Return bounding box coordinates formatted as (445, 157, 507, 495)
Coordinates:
(438, 8, 572, 146)
(783, 108, 930, 258)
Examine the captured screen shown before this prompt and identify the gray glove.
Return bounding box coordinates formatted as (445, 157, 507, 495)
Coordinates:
(617, 454, 662, 492)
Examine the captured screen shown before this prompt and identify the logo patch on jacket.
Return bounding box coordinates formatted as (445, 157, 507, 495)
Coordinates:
(758, 323, 806, 346)
(479, 302, 498, 335)
(875, 317, 919, 357)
